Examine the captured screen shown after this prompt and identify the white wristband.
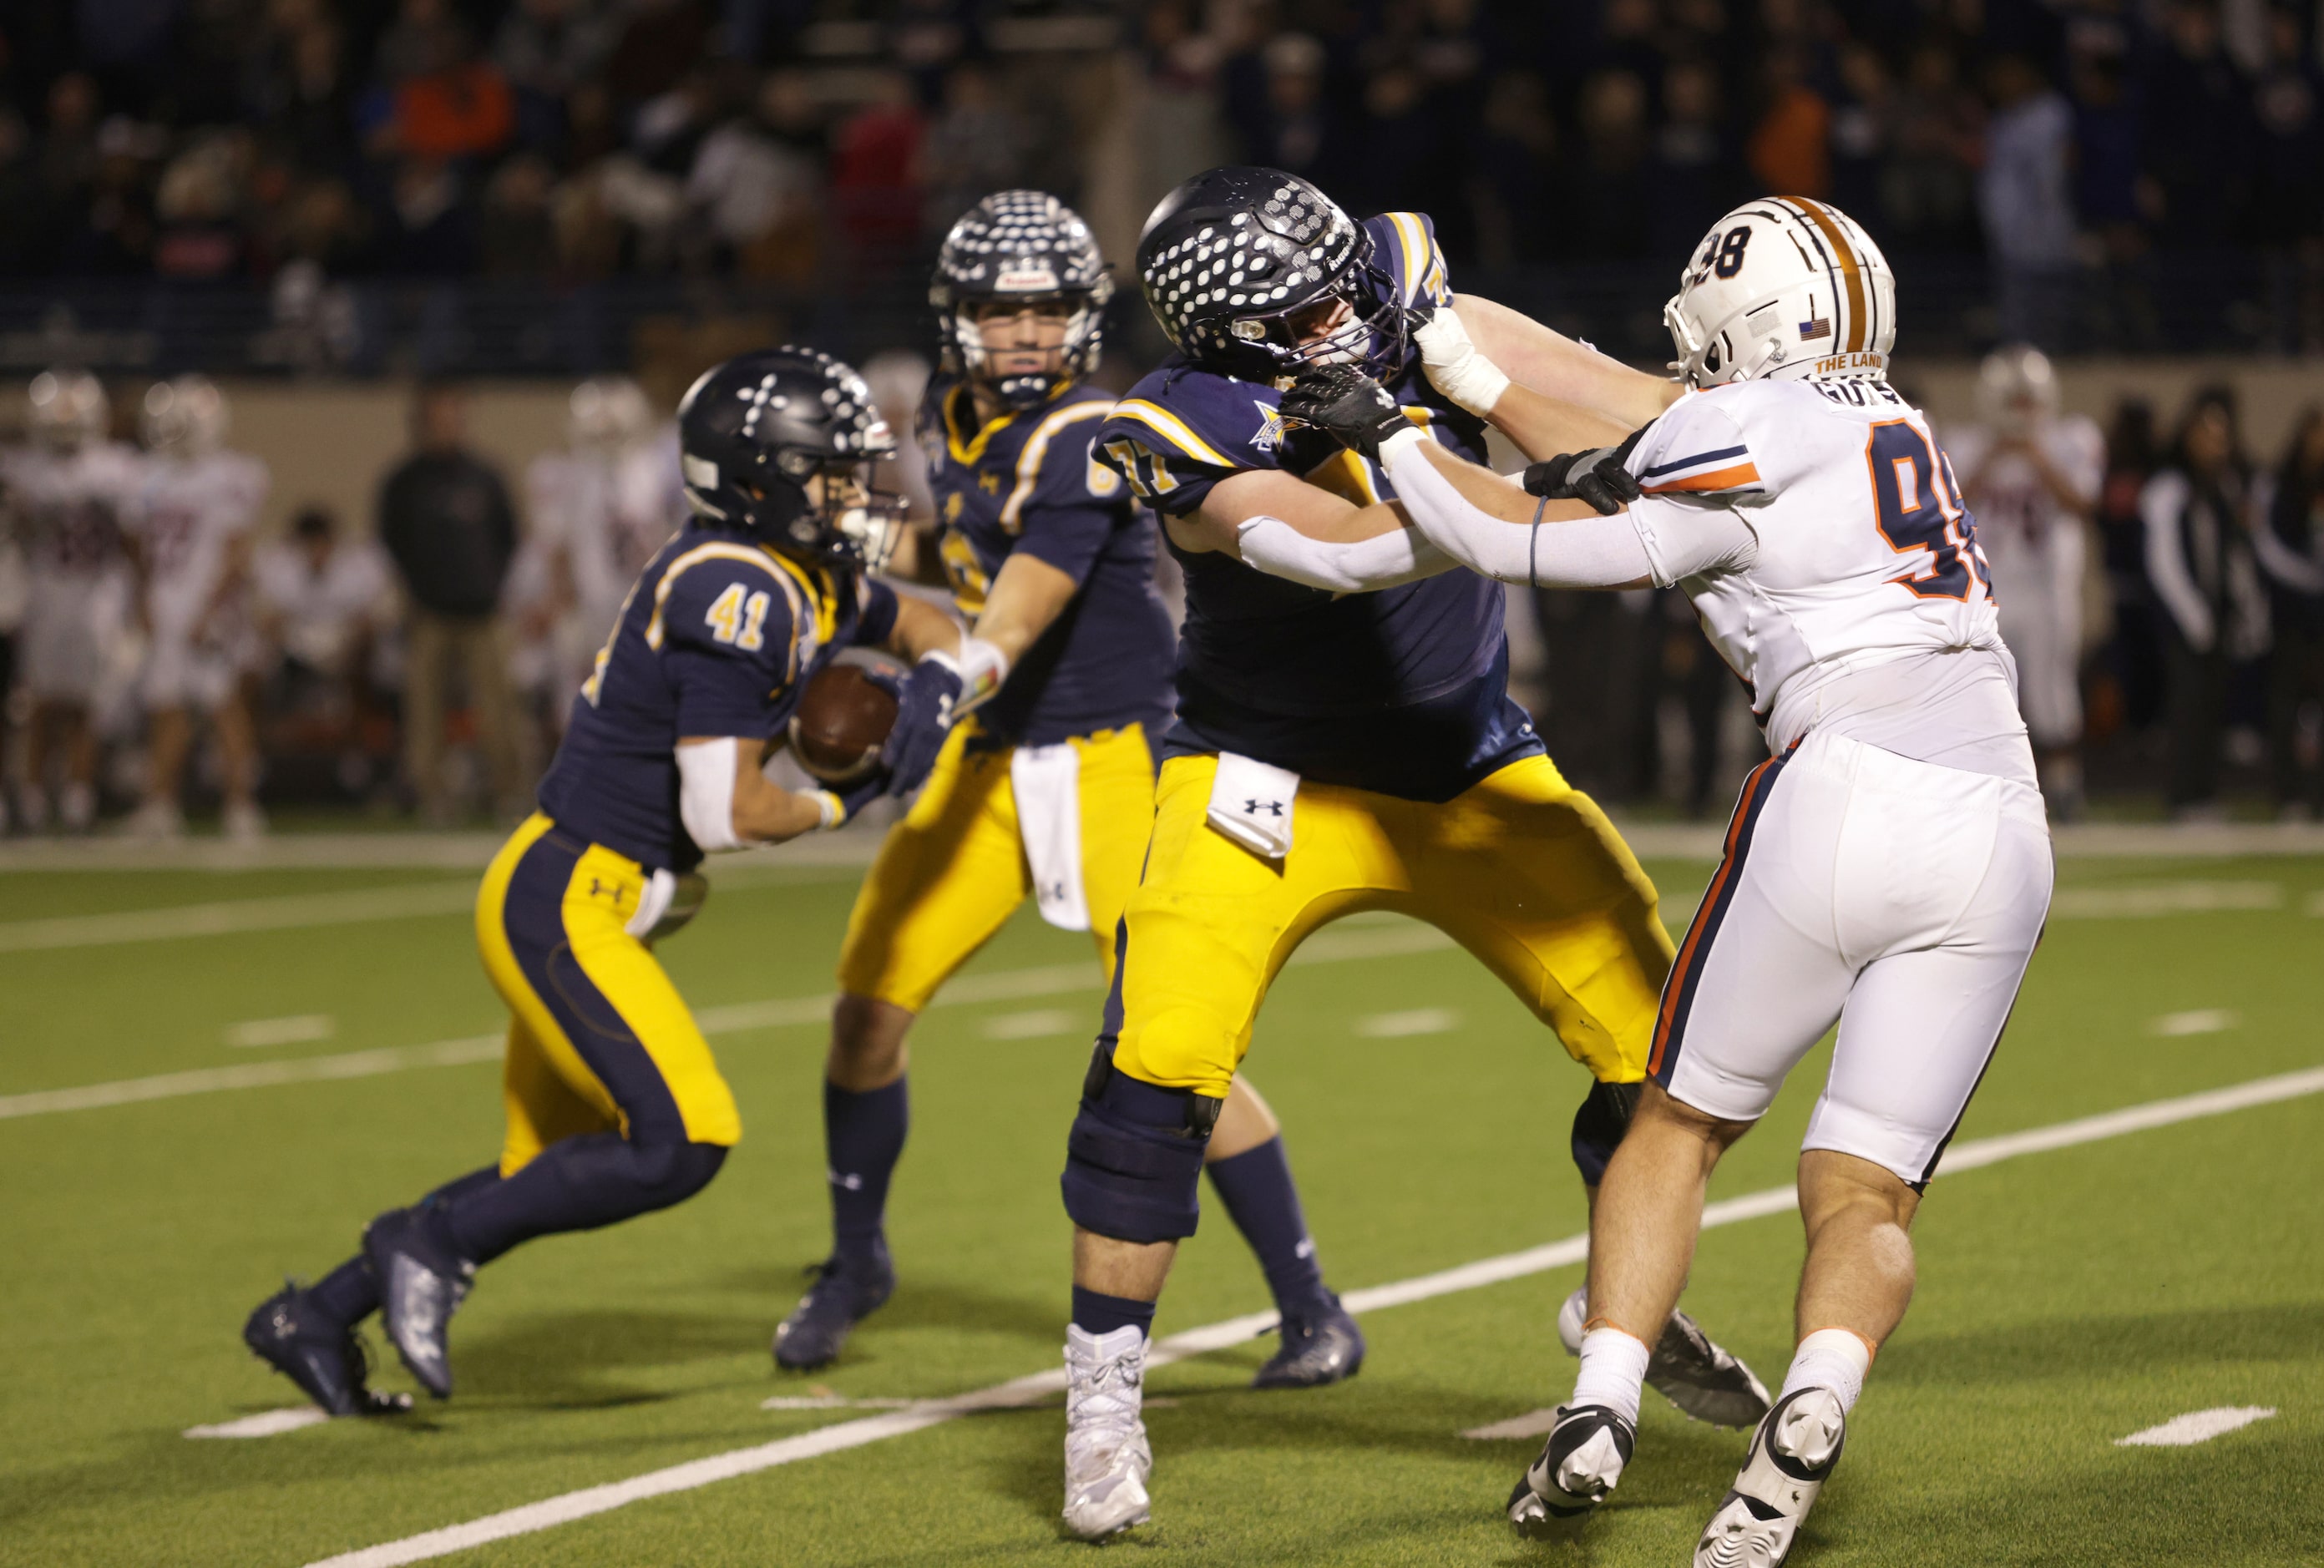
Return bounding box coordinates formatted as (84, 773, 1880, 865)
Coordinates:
(808, 789, 843, 832)
(932, 633, 1010, 716)
(1413, 310, 1511, 418)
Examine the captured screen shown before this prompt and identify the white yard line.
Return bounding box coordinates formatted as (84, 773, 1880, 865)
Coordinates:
(0, 926, 1456, 1123)
(185, 1408, 334, 1439)
(2048, 881, 2281, 918)
(2149, 1009, 2240, 1037)
(2115, 1407, 2277, 1447)
(297, 1062, 2324, 1568)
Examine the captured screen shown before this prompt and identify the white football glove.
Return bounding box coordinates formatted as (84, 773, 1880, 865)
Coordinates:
(1413, 307, 1511, 418)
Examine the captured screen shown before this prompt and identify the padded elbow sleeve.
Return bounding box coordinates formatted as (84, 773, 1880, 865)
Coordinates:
(676, 737, 741, 852)
(1061, 1041, 1220, 1243)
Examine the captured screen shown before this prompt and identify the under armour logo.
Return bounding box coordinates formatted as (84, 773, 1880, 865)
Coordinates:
(1294, 1237, 1315, 1260)
(828, 1169, 865, 1191)
(1244, 799, 1285, 816)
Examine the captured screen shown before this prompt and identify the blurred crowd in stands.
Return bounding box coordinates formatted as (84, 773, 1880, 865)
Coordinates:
(0, 0, 2316, 352)
(0, 357, 2321, 835)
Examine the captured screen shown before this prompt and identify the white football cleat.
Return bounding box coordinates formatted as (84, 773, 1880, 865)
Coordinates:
(1694, 1385, 1847, 1568)
(1062, 1324, 1152, 1540)
(1507, 1403, 1634, 1537)
(1557, 1286, 1773, 1430)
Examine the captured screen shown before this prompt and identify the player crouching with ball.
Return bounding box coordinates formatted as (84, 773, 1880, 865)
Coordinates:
(1265, 197, 2053, 1565)
(242, 348, 964, 1414)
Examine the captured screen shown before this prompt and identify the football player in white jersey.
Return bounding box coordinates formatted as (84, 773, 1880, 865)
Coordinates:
(1946, 346, 2103, 817)
(1262, 196, 2053, 1566)
(5, 372, 141, 833)
(519, 377, 687, 726)
(124, 376, 271, 839)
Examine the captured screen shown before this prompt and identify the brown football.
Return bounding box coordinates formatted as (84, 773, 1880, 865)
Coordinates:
(789, 663, 899, 782)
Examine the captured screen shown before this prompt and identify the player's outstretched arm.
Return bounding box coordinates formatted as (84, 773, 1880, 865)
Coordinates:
(677, 735, 861, 846)
(971, 551, 1080, 665)
(1188, 467, 1452, 594)
(1450, 294, 1680, 428)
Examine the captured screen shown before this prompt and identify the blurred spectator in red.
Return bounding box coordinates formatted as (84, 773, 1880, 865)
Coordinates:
(2141, 387, 2268, 817)
(828, 69, 925, 275)
(2249, 5, 2324, 354)
(2256, 408, 2324, 816)
(1981, 54, 2079, 349)
(1747, 45, 1829, 198)
(153, 132, 252, 280)
(394, 29, 514, 163)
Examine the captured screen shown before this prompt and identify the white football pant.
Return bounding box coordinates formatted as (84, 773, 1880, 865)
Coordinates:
(1652, 728, 2053, 1186)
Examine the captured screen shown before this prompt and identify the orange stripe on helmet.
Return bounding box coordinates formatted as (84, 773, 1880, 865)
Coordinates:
(1783, 197, 1868, 354)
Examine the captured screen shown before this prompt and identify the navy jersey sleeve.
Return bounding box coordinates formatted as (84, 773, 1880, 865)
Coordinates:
(1000, 401, 1127, 584)
(1365, 211, 1454, 311)
(851, 573, 900, 649)
(1095, 369, 1286, 518)
(659, 556, 797, 737)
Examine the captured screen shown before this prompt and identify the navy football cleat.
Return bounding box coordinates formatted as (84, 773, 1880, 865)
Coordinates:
(772, 1240, 895, 1370)
(364, 1207, 473, 1400)
(1251, 1294, 1365, 1389)
(1507, 1403, 1635, 1537)
(242, 1282, 412, 1417)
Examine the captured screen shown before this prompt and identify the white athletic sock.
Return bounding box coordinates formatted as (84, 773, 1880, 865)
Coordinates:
(1779, 1327, 1872, 1414)
(1571, 1326, 1651, 1426)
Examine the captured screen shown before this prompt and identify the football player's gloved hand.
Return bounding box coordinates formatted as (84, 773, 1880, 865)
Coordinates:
(1410, 307, 1510, 417)
(879, 657, 963, 797)
(1520, 425, 1649, 516)
(1280, 366, 1409, 463)
(808, 768, 894, 832)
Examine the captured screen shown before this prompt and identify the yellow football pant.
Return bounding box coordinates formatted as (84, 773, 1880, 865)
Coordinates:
(1107, 752, 1674, 1097)
(837, 721, 1157, 1009)
(475, 812, 742, 1176)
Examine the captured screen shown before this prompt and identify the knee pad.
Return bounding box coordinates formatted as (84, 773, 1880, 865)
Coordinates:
(1061, 1042, 1220, 1244)
(625, 1138, 728, 1208)
(1571, 1079, 1643, 1186)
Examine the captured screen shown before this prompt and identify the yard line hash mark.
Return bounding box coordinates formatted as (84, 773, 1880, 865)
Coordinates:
(2149, 1009, 2240, 1037)
(225, 1014, 336, 1049)
(2115, 1407, 2277, 1447)
(298, 1063, 2324, 1568)
(0, 925, 1456, 1121)
(1355, 1008, 1461, 1038)
(981, 1009, 1081, 1040)
(185, 1408, 333, 1439)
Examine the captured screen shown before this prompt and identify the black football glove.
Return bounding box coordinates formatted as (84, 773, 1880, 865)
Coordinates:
(879, 657, 962, 797)
(1520, 424, 1649, 515)
(1278, 365, 1409, 463)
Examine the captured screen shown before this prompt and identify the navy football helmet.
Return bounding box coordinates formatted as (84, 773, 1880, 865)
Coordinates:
(929, 190, 1114, 410)
(1134, 167, 1417, 384)
(676, 347, 906, 572)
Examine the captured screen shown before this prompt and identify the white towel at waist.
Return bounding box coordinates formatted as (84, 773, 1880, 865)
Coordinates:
(1011, 741, 1090, 931)
(1206, 751, 1300, 860)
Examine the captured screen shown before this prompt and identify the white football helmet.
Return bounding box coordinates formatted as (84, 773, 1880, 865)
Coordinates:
(1663, 197, 1896, 387)
(569, 377, 653, 451)
(1976, 342, 2058, 427)
(140, 374, 230, 455)
(28, 370, 109, 450)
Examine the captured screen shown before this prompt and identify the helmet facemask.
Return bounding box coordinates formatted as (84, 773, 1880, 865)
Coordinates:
(948, 290, 1107, 412)
(1226, 252, 1420, 386)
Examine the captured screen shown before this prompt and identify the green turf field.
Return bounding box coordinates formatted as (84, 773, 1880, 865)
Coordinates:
(3, 846, 2321, 1567)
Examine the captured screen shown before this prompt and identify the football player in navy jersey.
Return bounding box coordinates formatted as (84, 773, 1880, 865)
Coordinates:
(776, 192, 1361, 1389)
(1057, 168, 1767, 1538)
(240, 348, 962, 1414)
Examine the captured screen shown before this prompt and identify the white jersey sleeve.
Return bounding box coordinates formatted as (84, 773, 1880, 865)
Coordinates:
(1627, 387, 1819, 506)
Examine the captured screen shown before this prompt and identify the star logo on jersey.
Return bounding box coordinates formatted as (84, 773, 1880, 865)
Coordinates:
(1251, 399, 1290, 453)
